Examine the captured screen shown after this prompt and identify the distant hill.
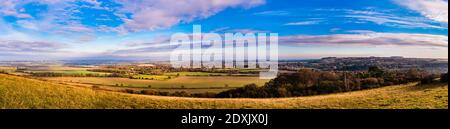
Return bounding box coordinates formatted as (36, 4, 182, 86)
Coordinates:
(280, 57, 448, 73)
(0, 74, 447, 109)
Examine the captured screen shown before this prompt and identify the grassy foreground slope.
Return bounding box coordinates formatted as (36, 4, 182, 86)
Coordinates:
(0, 74, 448, 109)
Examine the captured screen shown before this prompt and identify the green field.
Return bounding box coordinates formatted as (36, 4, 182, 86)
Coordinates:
(19, 65, 110, 76)
(130, 72, 257, 81)
(42, 76, 269, 88)
(164, 72, 255, 76)
(1, 74, 447, 109)
(165, 72, 228, 76)
(30, 70, 110, 75)
(131, 74, 173, 80)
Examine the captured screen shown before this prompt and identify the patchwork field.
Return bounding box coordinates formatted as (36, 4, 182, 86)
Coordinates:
(42, 76, 269, 88)
(1, 74, 447, 109)
(16, 65, 110, 76)
(31, 70, 110, 75)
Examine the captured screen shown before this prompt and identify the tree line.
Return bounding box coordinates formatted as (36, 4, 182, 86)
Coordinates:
(30, 72, 125, 78)
(216, 67, 448, 98)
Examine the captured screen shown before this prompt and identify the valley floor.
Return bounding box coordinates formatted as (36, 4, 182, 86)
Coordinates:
(0, 74, 448, 109)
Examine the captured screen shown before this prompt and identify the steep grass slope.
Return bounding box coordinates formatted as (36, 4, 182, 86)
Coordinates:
(0, 74, 448, 109)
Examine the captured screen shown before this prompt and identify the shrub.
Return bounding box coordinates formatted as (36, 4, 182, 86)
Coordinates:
(216, 84, 268, 98)
(121, 89, 136, 94)
(275, 87, 291, 97)
(361, 78, 379, 89)
(192, 92, 217, 98)
(406, 69, 422, 82)
(368, 66, 385, 78)
(141, 90, 158, 95)
(441, 73, 448, 83)
(421, 75, 436, 84)
(172, 91, 190, 97)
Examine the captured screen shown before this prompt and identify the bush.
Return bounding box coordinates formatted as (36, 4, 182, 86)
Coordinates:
(141, 90, 158, 95)
(361, 78, 379, 89)
(421, 75, 436, 84)
(192, 92, 217, 98)
(216, 84, 269, 98)
(121, 89, 136, 94)
(368, 66, 384, 78)
(92, 85, 100, 89)
(441, 73, 448, 83)
(172, 91, 190, 97)
(275, 87, 291, 97)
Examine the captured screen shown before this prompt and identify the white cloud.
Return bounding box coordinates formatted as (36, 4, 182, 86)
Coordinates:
(0, 0, 32, 18)
(115, 0, 266, 31)
(1, 0, 266, 33)
(0, 0, 98, 43)
(395, 0, 448, 23)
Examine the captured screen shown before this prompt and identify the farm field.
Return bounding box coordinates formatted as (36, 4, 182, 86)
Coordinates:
(164, 72, 256, 76)
(131, 74, 173, 80)
(42, 76, 270, 88)
(30, 70, 110, 75)
(0, 67, 16, 73)
(17, 65, 111, 76)
(131, 72, 258, 80)
(0, 74, 447, 109)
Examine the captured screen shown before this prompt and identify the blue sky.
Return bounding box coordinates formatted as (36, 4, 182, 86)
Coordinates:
(0, 0, 448, 61)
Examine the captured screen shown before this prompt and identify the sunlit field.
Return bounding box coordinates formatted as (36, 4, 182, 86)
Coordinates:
(42, 76, 269, 88)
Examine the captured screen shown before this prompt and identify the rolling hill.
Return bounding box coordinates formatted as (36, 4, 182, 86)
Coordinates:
(0, 74, 448, 109)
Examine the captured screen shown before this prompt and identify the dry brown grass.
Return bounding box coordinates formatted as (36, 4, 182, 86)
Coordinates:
(1, 74, 447, 109)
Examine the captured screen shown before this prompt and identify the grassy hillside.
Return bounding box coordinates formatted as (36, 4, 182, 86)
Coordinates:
(0, 74, 448, 109)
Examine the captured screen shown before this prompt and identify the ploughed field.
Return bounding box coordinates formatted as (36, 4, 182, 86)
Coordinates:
(1, 74, 447, 109)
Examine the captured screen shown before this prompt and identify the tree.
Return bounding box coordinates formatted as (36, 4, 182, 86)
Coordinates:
(406, 69, 422, 82)
(294, 69, 320, 88)
(368, 66, 384, 78)
(441, 73, 448, 83)
(361, 78, 379, 89)
(421, 75, 435, 84)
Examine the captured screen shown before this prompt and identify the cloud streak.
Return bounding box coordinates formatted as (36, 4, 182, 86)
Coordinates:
(395, 0, 448, 23)
(280, 32, 448, 48)
(105, 32, 448, 60)
(285, 20, 322, 26)
(115, 0, 266, 31)
(345, 15, 446, 29)
(0, 40, 68, 53)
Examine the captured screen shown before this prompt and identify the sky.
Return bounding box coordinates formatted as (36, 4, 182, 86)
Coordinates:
(0, 0, 448, 61)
